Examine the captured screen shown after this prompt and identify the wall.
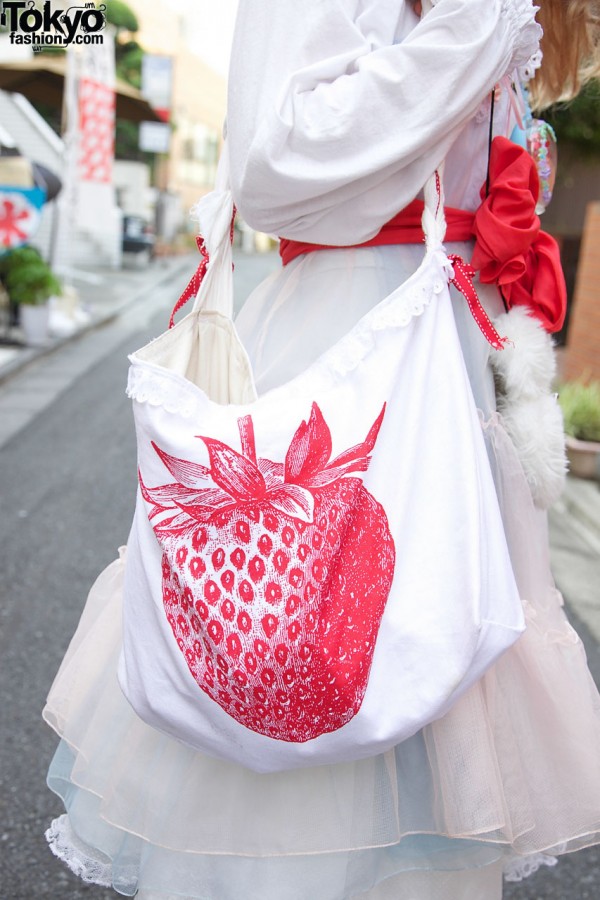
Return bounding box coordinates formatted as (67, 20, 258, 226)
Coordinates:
(562, 202, 600, 383)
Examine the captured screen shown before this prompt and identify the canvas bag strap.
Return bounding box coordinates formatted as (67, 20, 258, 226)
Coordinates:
(169, 142, 236, 326)
(170, 141, 506, 348)
(171, 145, 446, 326)
(421, 167, 447, 250)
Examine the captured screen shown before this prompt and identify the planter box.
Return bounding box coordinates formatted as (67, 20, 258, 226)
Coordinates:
(565, 434, 600, 480)
(19, 303, 50, 346)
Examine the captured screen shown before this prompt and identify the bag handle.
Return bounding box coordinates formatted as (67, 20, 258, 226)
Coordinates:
(168, 236, 210, 328)
(169, 155, 448, 328)
(169, 138, 505, 349)
(422, 166, 447, 250)
(421, 108, 509, 351)
(169, 143, 236, 327)
(168, 218, 235, 328)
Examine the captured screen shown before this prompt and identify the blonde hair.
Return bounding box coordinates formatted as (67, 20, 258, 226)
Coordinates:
(530, 0, 600, 110)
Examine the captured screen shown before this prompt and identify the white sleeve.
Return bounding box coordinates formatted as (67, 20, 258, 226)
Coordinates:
(227, 0, 541, 244)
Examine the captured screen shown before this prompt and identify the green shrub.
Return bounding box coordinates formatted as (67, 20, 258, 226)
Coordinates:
(105, 0, 139, 34)
(0, 246, 44, 275)
(559, 381, 600, 443)
(0, 246, 61, 306)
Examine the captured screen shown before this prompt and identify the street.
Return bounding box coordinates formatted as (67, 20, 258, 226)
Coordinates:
(0, 254, 599, 898)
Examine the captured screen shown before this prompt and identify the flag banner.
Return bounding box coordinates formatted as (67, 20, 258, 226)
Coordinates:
(58, 30, 118, 244)
(78, 78, 116, 183)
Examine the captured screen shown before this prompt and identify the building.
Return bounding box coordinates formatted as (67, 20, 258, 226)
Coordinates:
(543, 150, 600, 383)
(126, 0, 227, 216)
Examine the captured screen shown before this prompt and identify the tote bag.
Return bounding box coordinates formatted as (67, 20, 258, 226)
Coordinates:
(119, 148, 525, 773)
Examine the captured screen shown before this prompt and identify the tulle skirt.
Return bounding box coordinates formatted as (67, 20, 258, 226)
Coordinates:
(44, 245, 600, 898)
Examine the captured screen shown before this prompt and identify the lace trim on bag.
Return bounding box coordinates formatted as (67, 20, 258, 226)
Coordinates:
(127, 365, 211, 419)
(127, 251, 449, 417)
(309, 260, 446, 380)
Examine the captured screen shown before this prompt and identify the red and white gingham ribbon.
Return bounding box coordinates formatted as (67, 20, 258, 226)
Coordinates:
(447, 253, 508, 351)
(169, 235, 210, 328)
(169, 211, 237, 328)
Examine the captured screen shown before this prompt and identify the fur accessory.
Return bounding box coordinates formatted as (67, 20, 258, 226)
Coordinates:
(490, 306, 567, 509)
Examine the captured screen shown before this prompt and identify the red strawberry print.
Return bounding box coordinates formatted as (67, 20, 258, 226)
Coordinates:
(139, 403, 396, 742)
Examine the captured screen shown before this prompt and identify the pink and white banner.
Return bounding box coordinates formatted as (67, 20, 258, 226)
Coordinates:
(78, 77, 116, 184)
(54, 30, 120, 265)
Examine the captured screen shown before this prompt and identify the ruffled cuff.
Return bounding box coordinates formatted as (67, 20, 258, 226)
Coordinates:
(429, 0, 541, 81)
(501, 0, 543, 73)
(518, 47, 543, 83)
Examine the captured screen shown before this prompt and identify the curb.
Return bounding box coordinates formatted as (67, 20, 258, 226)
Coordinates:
(0, 256, 193, 386)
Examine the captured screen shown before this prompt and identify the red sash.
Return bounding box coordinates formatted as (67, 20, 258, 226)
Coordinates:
(279, 201, 474, 266)
(279, 138, 566, 335)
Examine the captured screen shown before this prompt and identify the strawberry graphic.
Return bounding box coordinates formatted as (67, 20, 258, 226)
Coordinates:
(139, 403, 395, 742)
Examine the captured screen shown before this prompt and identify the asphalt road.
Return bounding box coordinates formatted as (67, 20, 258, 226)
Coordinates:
(0, 256, 599, 898)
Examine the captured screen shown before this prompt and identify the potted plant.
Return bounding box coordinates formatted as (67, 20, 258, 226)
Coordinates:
(559, 380, 600, 480)
(0, 246, 62, 346)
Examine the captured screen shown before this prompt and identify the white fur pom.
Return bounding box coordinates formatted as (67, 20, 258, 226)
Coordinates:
(490, 307, 567, 509)
(492, 307, 557, 398)
(497, 392, 568, 509)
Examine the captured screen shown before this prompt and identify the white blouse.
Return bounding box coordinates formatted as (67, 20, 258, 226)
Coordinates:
(227, 0, 541, 244)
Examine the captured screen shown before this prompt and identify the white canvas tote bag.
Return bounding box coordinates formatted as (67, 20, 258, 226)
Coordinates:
(119, 148, 525, 773)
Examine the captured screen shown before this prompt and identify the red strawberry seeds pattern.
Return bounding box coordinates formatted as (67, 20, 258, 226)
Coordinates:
(140, 403, 396, 742)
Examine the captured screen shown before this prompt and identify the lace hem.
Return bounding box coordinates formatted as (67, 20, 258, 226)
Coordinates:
(503, 850, 558, 882)
(44, 813, 564, 889)
(501, 0, 543, 74)
(127, 250, 449, 418)
(45, 814, 114, 888)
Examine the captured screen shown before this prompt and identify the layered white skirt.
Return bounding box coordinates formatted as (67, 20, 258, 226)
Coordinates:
(44, 244, 600, 898)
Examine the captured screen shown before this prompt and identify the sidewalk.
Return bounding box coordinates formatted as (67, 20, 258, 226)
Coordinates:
(549, 474, 600, 641)
(0, 252, 196, 384)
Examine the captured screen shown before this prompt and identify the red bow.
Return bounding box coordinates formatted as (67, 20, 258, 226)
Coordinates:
(471, 136, 566, 333)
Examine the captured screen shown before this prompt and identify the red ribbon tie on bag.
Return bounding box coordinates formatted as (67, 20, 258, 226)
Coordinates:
(169, 235, 210, 328)
(169, 207, 237, 329)
(447, 253, 509, 351)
